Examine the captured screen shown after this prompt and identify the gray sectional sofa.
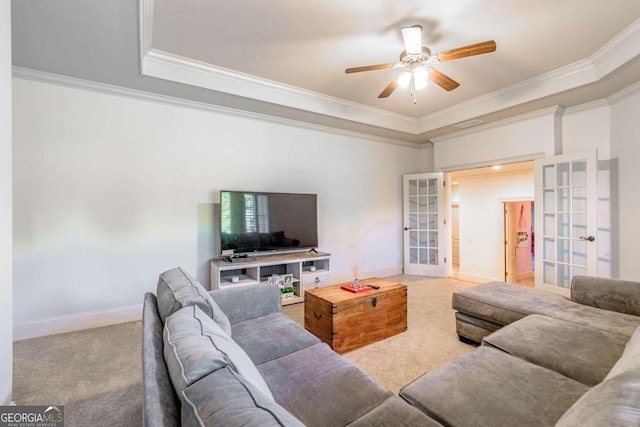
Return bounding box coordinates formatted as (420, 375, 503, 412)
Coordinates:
(142, 267, 440, 427)
(399, 276, 640, 426)
(143, 268, 640, 426)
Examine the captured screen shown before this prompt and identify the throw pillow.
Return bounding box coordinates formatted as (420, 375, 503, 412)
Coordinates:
(156, 266, 232, 335)
(163, 305, 274, 401)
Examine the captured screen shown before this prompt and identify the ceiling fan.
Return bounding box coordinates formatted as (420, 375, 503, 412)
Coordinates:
(345, 25, 496, 103)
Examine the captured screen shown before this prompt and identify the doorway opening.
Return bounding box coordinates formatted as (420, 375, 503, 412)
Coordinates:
(503, 201, 535, 287)
(447, 161, 535, 284)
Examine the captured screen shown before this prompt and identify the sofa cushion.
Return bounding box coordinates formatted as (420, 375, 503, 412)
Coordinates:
(452, 282, 571, 326)
(605, 324, 640, 380)
(258, 343, 393, 427)
(555, 367, 640, 427)
(163, 305, 273, 400)
(181, 367, 303, 427)
(399, 347, 588, 427)
(549, 303, 640, 338)
(347, 396, 444, 427)
(483, 314, 627, 386)
(453, 282, 640, 338)
(157, 267, 231, 335)
(232, 312, 321, 365)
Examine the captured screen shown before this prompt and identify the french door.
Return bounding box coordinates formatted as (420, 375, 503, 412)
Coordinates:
(403, 173, 447, 277)
(534, 151, 597, 295)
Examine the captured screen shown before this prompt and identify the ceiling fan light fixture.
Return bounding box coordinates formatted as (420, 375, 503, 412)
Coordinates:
(401, 26, 422, 55)
(397, 71, 412, 89)
(413, 67, 429, 89)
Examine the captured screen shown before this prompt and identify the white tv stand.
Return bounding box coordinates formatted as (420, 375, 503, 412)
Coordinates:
(210, 251, 331, 305)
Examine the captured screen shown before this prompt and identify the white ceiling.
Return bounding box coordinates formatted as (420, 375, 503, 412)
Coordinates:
(11, 1, 640, 145)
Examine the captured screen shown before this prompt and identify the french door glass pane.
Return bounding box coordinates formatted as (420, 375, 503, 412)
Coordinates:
(573, 240, 587, 267)
(557, 188, 570, 212)
(543, 214, 555, 235)
(572, 187, 587, 212)
(544, 262, 556, 286)
(410, 248, 418, 263)
(572, 161, 586, 186)
(557, 163, 570, 187)
(557, 214, 570, 238)
(543, 238, 555, 261)
(557, 239, 570, 263)
(543, 165, 555, 188)
(557, 264, 571, 288)
(409, 180, 418, 195)
(543, 190, 555, 212)
(418, 179, 427, 196)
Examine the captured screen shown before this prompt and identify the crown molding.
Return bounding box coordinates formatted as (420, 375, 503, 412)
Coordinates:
(606, 78, 640, 104)
(138, 0, 154, 70)
(142, 49, 418, 134)
(12, 66, 422, 149)
(139, 6, 640, 138)
(430, 106, 564, 143)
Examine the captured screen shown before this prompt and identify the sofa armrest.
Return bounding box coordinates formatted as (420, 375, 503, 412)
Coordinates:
(142, 293, 180, 427)
(210, 284, 282, 325)
(571, 276, 640, 317)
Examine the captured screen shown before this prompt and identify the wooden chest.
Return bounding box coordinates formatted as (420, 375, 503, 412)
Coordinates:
(304, 278, 407, 353)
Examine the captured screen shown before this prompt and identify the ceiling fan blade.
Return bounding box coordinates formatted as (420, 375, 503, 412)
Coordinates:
(378, 80, 398, 98)
(430, 69, 460, 91)
(345, 63, 395, 74)
(401, 25, 423, 55)
(436, 40, 496, 62)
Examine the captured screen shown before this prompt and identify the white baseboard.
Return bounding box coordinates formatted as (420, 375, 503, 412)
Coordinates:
(13, 304, 143, 341)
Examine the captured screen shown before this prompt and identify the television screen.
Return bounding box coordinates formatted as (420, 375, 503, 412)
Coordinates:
(219, 191, 318, 255)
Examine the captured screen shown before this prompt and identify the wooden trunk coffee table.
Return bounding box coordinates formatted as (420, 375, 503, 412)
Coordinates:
(304, 278, 407, 353)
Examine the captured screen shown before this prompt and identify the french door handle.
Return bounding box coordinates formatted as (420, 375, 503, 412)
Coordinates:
(579, 235, 595, 242)
(404, 227, 414, 231)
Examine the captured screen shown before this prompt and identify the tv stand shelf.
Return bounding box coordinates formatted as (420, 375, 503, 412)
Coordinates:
(210, 251, 331, 305)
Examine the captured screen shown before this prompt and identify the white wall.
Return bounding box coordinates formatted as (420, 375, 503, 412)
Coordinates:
(456, 171, 534, 282)
(433, 108, 561, 171)
(1, 1, 12, 404)
(610, 87, 640, 280)
(434, 95, 636, 283)
(12, 78, 424, 337)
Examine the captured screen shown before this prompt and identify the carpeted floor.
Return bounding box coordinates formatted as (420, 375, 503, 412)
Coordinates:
(13, 275, 477, 426)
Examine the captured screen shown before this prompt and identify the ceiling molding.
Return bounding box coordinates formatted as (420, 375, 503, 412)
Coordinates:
(430, 106, 564, 143)
(417, 19, 640, 133)
(142, 49, 418, 134)
(138, 0, 153, 68)
(12, 66, 423, 149)
(606, 78, 640, 104)
(138, 9, 640, 139)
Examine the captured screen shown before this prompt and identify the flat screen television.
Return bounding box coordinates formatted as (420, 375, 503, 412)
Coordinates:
(219, 190, 318, 255)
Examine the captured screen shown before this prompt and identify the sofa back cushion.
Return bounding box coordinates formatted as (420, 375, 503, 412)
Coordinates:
(555, 368, 640, 427)
(163, 305, 273, 401)
(157, 267, 231, 335)
(605, 324, 640, 381)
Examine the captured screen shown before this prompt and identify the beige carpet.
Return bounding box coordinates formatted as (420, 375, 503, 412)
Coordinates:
(283, 275, 477, 393)
(13, 275, 477, 426)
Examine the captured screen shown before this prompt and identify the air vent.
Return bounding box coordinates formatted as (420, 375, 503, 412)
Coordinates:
(454, 119, 484, 129)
